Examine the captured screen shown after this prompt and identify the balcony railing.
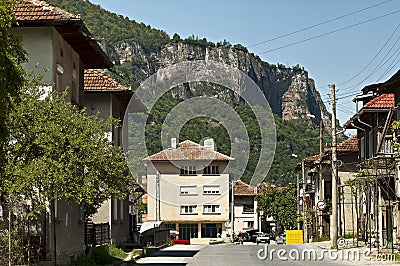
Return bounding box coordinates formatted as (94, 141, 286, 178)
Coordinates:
(380, 138, 394, 154)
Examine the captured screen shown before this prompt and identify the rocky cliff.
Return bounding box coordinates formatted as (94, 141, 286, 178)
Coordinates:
(112, 41, 332, 131)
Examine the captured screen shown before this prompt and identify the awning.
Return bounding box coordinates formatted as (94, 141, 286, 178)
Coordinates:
(139, 221, 163, 234)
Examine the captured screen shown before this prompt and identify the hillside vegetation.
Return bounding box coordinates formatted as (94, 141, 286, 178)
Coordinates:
(45, 0, 334, 185)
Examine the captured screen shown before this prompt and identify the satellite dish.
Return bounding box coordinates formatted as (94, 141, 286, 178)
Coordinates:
(225, 221, 231, 228)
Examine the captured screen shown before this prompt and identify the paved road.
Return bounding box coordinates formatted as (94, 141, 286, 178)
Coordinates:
(134, 242, 360, 266)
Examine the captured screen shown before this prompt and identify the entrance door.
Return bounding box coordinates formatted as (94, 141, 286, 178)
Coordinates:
(179, 224, 198, 240)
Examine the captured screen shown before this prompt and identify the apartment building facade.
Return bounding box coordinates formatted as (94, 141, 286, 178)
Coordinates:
(144, 139, 233, 240)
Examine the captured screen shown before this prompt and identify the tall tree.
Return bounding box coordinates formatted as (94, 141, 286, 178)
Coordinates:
(0, 0, 26, 182)
(257, 185, 297, 230)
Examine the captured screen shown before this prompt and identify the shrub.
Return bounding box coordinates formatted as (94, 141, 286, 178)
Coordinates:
(92, 244, 127, 265)
(312, 235, 330, 242)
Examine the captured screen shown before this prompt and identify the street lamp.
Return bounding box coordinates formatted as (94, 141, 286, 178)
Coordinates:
(229, 180, 239, 241)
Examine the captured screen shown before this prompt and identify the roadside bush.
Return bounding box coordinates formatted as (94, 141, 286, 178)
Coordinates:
(312, 235, 330, 242)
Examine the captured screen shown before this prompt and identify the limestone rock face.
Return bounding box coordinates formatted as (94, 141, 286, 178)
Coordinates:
(114, 41, 332, 131)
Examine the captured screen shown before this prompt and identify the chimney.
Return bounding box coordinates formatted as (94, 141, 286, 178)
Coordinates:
(204, 138, 215, 151)
(171, 138, 177, 149)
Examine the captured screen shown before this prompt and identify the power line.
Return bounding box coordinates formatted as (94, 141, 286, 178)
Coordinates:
(247, 0, 393, 48)
(257, 9, 400, 55)
(336, 33, 400, 96)
(376, 46, 400, 81)
(337, 23, 400, 89)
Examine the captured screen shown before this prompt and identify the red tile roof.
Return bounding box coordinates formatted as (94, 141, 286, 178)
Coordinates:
(364, 93, 394, 109)
(84, 70, 130, 92)
(15, 0, 79, 21)
(304, 155, 320, 162)
(144, 140, 234, 161)
(337, 135, 358, 152)
(13, 1, 112, 69)
(234, 180, 255, 196)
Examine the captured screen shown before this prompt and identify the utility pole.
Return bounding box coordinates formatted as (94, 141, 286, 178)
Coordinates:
(156, 171, 160, 222)
(302, 159, 308, 243)
(231, 181, 234, 239)
(319, 120, 324, 237)
(297, 172, 301, 230)
(331, 84, 338, 249)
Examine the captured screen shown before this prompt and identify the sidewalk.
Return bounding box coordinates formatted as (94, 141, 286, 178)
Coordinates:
(308, 240, 399, 265)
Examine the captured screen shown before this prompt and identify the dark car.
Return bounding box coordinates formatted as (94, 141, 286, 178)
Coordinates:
(266, 231, 276, 241)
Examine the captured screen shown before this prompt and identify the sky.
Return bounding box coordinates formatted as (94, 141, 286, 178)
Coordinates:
(90, 0, 400, 127)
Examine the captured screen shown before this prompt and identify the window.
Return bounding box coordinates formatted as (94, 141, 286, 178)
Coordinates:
(201, 223, 222, 238)
(243, 221, 254, 229)
(180, 205, 197, 215)
(180, 165, 196, 175)
(203, 185, 220, 194)
(243, 204, 254, 213)
(180, 185, 197, 195)
(203, 205, 220, 214)
(203, 165, 219, 175)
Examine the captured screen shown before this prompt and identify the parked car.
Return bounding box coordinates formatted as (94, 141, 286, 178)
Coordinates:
(256, 233, 270, 244)
(267, 231, 276, 241)
(251, 232, 264, 243)
(169, 230, 190, 245)
(276, 233, 286, 244)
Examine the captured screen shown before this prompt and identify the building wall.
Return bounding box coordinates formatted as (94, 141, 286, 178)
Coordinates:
(146, 173, 229, 222)
(110, 197, 130, 245)
(12, 27, 53, 83)
(234, 205, 256, 233)
(13, 27, 82, 105)
(51, 27, 81, 104)
(50, 200, 85, 264)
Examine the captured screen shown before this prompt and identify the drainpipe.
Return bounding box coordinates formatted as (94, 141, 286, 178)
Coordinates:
(357, 116, 372, 129)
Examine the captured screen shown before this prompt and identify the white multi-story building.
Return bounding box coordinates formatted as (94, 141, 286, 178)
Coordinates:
(144, 139, 233, 241)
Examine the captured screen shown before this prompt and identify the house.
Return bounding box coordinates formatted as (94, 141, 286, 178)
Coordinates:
(143, 138, 234, 242)
(297, 136, 359, 242)
(344, 71, 399, 249)
(5, 0, 114, 263)
(13, 0, 112, 107)
(83, 69, 146, 246)
(233, 181, 258, 234)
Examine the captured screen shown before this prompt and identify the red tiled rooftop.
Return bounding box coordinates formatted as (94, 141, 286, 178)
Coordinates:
(84, 70, 130, 92)
(144, 140, 234, 161)
(15, 0, 79, 21)
(234, 180, 255, 196)
(304, 154, 320, 162)
(364, 93, 394, 109)
(337, 135, 358, 152)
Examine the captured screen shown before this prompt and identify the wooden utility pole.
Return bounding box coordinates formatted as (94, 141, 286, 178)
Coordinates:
(331, 84, 338, 249)
(319, 120, 324, 237)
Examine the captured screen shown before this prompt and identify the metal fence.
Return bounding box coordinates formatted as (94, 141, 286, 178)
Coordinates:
(85, 222, 110, 247)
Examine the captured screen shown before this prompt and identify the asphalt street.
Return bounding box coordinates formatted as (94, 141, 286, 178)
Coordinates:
(133, 241, 364, 266)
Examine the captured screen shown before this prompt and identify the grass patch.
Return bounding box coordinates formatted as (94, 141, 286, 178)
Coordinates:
(210, 240, 225, 245)
(92, 244, 128, 265)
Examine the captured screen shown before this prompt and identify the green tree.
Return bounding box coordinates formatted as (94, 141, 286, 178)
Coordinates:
(257, 185, 297, 230)
(0, 0, 26, 178)
(5, 81, 132, 216)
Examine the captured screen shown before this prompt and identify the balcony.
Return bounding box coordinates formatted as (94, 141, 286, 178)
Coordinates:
(305, 183, 315, 193)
